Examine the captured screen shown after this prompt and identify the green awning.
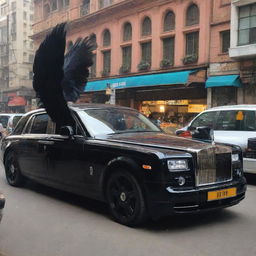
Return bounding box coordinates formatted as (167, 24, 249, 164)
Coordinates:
(205, 75, 241, 88)
(85, 70, 197, 92)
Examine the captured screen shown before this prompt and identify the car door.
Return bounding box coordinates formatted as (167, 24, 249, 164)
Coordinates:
(17, 113, 50, 179)
(44, 119, 92, 195)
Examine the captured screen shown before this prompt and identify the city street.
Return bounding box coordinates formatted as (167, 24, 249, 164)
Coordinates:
(0, 163, 255, 256)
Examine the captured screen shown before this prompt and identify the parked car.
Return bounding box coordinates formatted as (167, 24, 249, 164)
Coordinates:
(176, 105, 256, 174)
(0, 113, 24, 138)
(0, 191, 5, 222)
(1, 104, 246, 226)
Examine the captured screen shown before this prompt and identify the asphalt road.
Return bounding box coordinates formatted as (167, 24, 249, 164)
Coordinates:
(0, 164, 255, 256)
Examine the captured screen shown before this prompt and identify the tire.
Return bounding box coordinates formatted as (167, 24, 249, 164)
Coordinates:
(106, 169, 148, 227)
(4, 152, 25, 187)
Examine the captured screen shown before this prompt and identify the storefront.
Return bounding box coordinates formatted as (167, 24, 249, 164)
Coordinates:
(83, 69, 207, 133)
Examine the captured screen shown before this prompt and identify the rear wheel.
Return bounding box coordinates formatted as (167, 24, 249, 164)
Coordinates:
(106, 170, 147, 227)
(5, 152, 25, 186)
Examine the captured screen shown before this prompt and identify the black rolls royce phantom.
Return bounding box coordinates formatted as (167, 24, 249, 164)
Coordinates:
(1, 104, 246, 226)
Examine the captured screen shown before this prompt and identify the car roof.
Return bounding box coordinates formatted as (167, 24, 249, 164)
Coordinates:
(0, 113, 23, 116)
(203, 104, 256, 112)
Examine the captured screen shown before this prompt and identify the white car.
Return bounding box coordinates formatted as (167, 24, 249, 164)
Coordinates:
(176, 105, 256, 174)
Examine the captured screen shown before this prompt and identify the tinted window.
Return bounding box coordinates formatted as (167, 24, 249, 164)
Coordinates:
(12, 116, 22, 127)
(12, 115, 30, 135)
(0, 116, 10, 128)
(191, 112, 217, 129)
(215, 110, 256, 131)
(30, 114, 49, 134)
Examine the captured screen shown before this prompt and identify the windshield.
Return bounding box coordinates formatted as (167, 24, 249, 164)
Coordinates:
(78, 108, 161, 136)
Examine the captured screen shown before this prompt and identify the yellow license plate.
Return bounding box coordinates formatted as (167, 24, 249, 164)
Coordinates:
(208, 188, 237, 201)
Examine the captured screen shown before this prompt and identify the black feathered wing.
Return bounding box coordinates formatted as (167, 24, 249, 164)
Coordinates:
(62, 37, 93, 102)
(33, 23, 73, 126)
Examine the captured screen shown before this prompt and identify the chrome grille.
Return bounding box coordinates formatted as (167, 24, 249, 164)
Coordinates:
(196, 146, 232, 186)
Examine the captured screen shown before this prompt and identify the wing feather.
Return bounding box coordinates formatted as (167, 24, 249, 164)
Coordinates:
(33, 23, 73, 125)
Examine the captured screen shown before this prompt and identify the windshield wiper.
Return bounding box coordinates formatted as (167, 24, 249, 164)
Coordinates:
(107, 130, 159, 135)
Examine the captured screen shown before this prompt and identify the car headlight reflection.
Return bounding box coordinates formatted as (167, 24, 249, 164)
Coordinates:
(167, 159, 188, 171)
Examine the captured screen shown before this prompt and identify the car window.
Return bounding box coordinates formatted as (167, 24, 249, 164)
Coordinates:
(30, 114, 49, 134)
(0, 116, 10, 128)
(215, 110, 256, 131)
(12, 116, 22, 128)
(190, 111, 217, 129)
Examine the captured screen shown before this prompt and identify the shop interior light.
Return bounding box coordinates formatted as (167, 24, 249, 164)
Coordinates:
(159, 105, 165, 113)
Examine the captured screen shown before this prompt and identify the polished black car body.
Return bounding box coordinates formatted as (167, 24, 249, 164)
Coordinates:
(1, 104, 246, 226)
(0, 191, 5, 222)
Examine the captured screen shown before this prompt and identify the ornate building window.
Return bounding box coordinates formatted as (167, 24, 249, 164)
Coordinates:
(51, 0, 57, 11)
(221, 30, 230, 53)
(102, 50, 111, 76)
(138, 42, 151, 71)
(186, 4, 199, 26)
(184, 31, 199, 64)
(81, 0, 90, 16)
(99, 0, 112, 9)
(123, 22, 132, 41)
(238, 3, 256, 45)
(161, 37, 174, 68)
(120, 46, 132, 73)
(44, 4, 50, 18)
(103, 29, 111, 47)
(90, 54, 96, 78)
(141, 17, 152, 36)
(163, 11, 175, 32)
(90, 33, 97, 50)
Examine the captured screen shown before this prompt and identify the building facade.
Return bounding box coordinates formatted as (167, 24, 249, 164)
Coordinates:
(208, 0, 256, 106)
(0, 0, 35, 112)
(32, 0, 256, 128)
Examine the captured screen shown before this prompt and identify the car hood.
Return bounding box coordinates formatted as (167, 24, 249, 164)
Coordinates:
(97, 132, 214, 153)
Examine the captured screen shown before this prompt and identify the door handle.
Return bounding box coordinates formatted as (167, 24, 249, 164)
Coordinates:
(38, 140, 55, 145)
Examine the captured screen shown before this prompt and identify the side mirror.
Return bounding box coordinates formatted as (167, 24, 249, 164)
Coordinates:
(191, 126, 214, 142)
(60, 126, 74, 138)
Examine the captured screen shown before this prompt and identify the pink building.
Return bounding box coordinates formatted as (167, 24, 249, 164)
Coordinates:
(33, 0, 256, 126)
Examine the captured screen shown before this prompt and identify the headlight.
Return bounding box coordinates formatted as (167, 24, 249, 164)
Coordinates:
(167, 159, 188, 171)
(232, 154, 239, 162)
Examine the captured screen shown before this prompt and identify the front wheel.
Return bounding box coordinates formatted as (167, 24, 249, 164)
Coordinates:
(4, 152, 25, 187)
(106, 170, 147, 227)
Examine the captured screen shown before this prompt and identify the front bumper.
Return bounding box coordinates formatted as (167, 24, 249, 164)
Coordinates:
(0, 193, 5, 222)
(145, 177, 246, 220)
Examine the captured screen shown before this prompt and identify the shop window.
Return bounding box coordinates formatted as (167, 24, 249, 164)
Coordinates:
(186, 4, 199, 26)
(163, 11, 175, 32)
(90, 54, 96, 78)
(141, 17, 152, 37)
(184, 31, 199, 63)
(102, 50, 111, 75)
(212, 87, 237, 107)
(141, 41, 151, 64)
(162, 37, 174, 66)
(221, 30, 230, 53)
(123, 22, 132, 41)
(121, 46, 132, 73)
(67, 41, 73, 51)
(238, 3, 256, 45)
(103, 29, 111, 47)
(99, 0, 112, 9)
(29, 54, 34, 63)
